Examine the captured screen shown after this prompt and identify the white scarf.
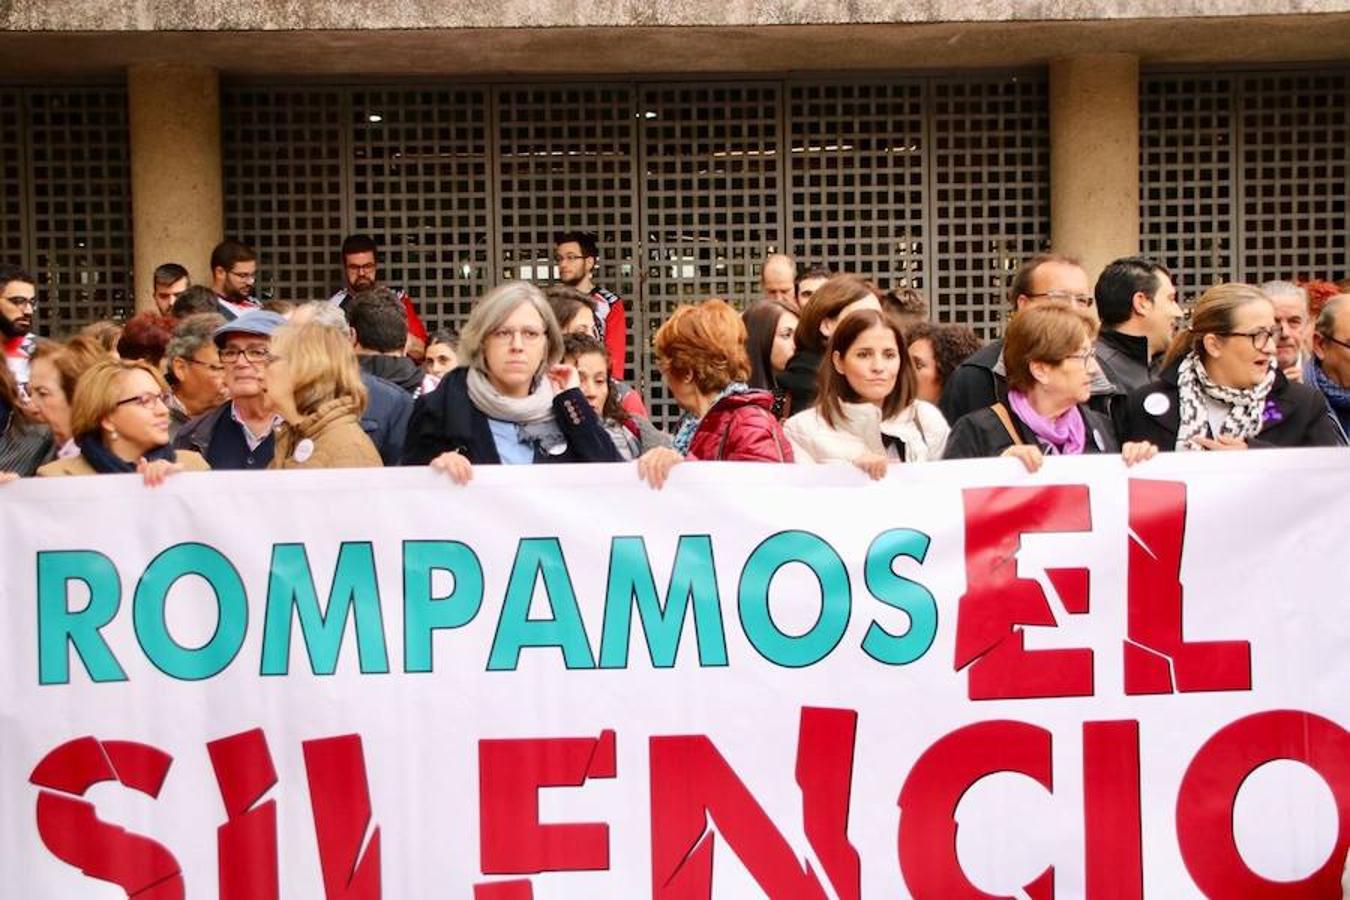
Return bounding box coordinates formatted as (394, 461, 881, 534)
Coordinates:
(465, 367, 567, 454)
(1175, 351, 1275, 451)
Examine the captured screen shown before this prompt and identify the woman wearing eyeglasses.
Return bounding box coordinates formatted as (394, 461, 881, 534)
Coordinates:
(1120, 283, 1346, 451)
(944, 300, 1158, 471)
(403, 282, 621, 481)
(37, 359, 209, 482)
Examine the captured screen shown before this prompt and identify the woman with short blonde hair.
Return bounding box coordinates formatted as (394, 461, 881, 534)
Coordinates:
(403, 282, 619, 480)
(38, 358, 209, 481)
(265, 322, 380, 469)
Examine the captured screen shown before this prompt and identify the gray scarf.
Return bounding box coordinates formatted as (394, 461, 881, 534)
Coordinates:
(1175, 351, 1275, 451)
(465, 366, 567, 456)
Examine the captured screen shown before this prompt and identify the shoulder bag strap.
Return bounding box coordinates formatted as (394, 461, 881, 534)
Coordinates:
(990, 403, 1024, 446)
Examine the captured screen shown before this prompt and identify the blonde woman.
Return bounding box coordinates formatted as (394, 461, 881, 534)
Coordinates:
(264, 322, 382, 469)
(38, 359, 209, 483)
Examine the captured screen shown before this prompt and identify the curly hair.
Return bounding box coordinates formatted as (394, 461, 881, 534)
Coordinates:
(116, 313, 178, 366)
(905, 321, 984, 390)
(653, 298, 750, 394)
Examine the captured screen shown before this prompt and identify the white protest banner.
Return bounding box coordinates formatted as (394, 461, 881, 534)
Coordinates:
(1, 450, 1347, 899)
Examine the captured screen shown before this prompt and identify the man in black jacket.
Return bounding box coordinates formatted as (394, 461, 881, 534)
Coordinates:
(939, 253, 1117, 424)
(1094, 257, 1183, 395)
(348, 288, 424, 396)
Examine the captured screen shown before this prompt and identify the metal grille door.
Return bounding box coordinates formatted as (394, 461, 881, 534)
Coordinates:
(786, 81, 927, 289)
(640, 83, 783, 422)
(1139, 75, 1237, 294)
(930, 76, 1051, 339)
(496, 85, 640, 343)
(223, 88, 345, 304)
(19, 88, 134, 332)
(350, 88, 493, 331)
(1140, 69, 1348, 294)
(1239, 71, 1348, 283)
(0, 92, 23, 264)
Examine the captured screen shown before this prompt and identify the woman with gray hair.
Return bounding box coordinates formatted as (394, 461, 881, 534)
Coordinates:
(163, 313, 228, 440)
(402, 282, 620, 480)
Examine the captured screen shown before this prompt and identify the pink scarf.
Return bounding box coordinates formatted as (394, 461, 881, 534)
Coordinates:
(1007, 389, 1086, 455)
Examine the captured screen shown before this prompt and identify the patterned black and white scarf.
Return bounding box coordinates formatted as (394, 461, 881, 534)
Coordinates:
(1175, 351, 1275, 451)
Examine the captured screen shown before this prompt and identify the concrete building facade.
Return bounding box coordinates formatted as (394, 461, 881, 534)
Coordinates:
(1, 2, 1346, 420)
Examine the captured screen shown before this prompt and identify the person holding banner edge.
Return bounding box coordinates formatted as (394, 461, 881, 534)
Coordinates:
(402, 282, 621, 481)
(36, 358, 209, 483)
(638, 298, 793, 489)
(1120, 282, 1348, 451)
(943, 300, 1159, 471)
(784, 308, 949, 478)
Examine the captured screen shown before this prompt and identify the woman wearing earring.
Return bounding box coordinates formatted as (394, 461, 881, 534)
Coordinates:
(1120, 283, 1346, 450)
(784, 309, 948, 479)
(944, 301, 1158, 471)
(37, 359, 209, 482)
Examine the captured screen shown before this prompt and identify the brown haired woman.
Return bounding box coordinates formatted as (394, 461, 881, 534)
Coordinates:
(1120, 283, 1346, 450)
(944, 300, 1157, 471)
(37, 358, 209, 483)
(637, 298, 792, 488)
(775, 275, 881, 413)
(784, 309, 949, 479)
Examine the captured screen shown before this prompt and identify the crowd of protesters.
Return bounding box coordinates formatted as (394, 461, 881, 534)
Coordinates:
(2, 233, 1347, 490)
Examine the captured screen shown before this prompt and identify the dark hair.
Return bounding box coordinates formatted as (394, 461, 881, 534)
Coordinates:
(1094, 257, 1172, 328)
(561, 332, 628, 423)
(796, 264, 833, 286)
(905, 322, 985, 391)
(795, 274, 872, 355)
(554, 230, 599, 259)
(882, 286, 929, 321)
(1008, 252, 1082, 307)
(0, 264, 35, 293)
(816, 309, 917, 428)
(172, 285, 222, 317)
(116, 313, 177, 366)
(347, 287, 408, 352)
(152, 262, 189, 287)
(209, 240, 256, 273)
(544, 285, 596, 332)
(426, 329, 459, 351)
(341, 233, 379, 259)
(742, 299, 796, 390)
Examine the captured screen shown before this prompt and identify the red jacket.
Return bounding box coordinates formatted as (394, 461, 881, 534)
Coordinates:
(687, 391, 794, 462)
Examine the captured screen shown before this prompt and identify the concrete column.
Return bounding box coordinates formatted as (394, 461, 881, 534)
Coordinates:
(128, 65, 223, 312)
(1049, 54, 1139, 283)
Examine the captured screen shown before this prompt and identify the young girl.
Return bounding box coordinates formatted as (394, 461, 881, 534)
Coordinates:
(562, 333, 670, 461)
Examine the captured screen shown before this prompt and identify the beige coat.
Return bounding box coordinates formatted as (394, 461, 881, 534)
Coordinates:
(37, 449, 211, 476)
(271, 398, 382, 470)
(783, 400, 949, 464)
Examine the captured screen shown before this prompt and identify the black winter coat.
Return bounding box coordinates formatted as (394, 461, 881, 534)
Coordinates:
(402, 367, 623, 465)
(943, 402, 1120, 460)
(1119, 359, 1347, 450)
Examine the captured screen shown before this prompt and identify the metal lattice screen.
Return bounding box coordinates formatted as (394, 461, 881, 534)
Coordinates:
(1140, 69, 1349, 296)
(641, 83, 784, 423)
(349, 88, 493, 329)
(222, 87, 345, 304)
(787, 81, 928, 290)
(0, 86, 133, 334)
(931, 76, 1052, 337)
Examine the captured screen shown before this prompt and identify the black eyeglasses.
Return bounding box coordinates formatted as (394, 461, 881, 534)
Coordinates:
(1322, 334, 1350, 351)
(1217, 327, 1279, 351)
(219, 347, 272, 365)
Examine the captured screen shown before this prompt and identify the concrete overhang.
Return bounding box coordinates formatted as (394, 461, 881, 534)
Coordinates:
(0, 11, 1347, 77)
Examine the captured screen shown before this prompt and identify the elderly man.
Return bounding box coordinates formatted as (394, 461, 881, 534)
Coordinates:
(174, 310, 286, 469)
(1308, 293, 1350, 437)
(1261, 280, 1312, 383)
